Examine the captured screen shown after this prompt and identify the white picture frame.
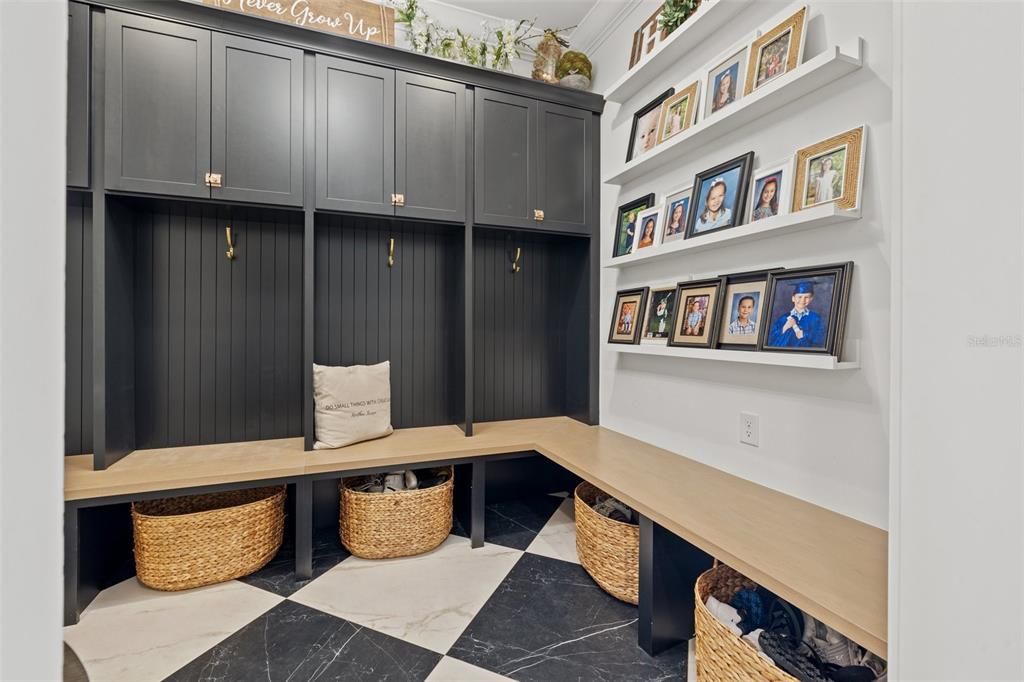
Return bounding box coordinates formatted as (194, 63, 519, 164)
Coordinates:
(700, 31, 760, 122)
(748, 159, 795, 223)
(660, 185, 693, 244)
(633, 205, 663, 251)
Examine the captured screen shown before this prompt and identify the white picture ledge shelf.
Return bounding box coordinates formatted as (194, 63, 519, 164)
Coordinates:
(603, 38, 864, 186)
(610, 343, 860, 370)
(603, 204, 861, 269)
(603, 0, 754, 104)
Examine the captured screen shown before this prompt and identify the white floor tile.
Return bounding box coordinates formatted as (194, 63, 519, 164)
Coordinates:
(524, 497, 579, 564)
(63, 577, 282, 682)
(427, 655, 512, 681)
(290, 535, 522, 654)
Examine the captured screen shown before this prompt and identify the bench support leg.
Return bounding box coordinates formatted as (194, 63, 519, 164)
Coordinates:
(470, 461, 486, 548)
(64, 503, 80, 626)
(638, 515, 714, 656)
(295, 480, 313, 581)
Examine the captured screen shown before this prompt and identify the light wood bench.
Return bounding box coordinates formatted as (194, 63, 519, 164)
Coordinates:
(64, 417, 886, 658)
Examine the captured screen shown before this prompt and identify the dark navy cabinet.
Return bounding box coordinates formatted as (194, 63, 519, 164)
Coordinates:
(211, 34, 304, 206)
(474, 89, 591, 234)
(395, 72, 466, 222)
(104, 11, 211, 197)
(315, 56, 395, 215)
(67, 2, 90, 188)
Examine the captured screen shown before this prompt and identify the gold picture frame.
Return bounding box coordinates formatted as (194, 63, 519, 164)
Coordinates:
(744, 6, 807, 95)
(656, 80, 700, 144)
(792, 125, 866, 212)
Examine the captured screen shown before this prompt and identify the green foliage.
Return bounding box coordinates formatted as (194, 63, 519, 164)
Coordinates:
(658, 0, 700, 35)
(556, 51, 592, 80)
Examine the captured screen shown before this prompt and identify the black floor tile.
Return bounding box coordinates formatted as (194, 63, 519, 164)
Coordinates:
(239, 526, 350, 597)
(449, 553, 687, 681)
(164, 600, 442, 682)
(451, 494, 565, 551)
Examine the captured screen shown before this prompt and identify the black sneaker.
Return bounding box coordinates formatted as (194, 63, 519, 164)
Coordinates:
(758, 631, 830, 682)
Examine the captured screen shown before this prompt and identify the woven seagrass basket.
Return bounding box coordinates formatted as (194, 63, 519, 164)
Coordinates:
(339, 467, 453, 559)
(132, 486, 285, 591)
(695, 563, 798, 682)
(574, 481, 639, 604)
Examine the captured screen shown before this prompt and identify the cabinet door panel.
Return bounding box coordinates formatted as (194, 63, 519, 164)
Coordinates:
(104, 11, 210, 197)
(316, 56, 394, 215)
(211, 34, 303, 206)
(67, 2, 90, 188)
(395, 73, 466, 222)
(537, 103, 591, 234)
(473, 88, 537, 229)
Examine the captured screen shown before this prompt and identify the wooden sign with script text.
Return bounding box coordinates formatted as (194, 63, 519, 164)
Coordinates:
(198, 0, 396, 45)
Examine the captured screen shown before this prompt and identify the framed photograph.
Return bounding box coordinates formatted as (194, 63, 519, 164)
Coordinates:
(716, 269, 784, 350)
(627, 88, 675, 162)
(744, 6, 808, 94)
(793, 125, 867, 212)
(633, 206, 662, 251)
(629, 7, 667, 69)
(641, 285, 677, 342)
(660, 186, 693, 244)
(748, 159, 794, 222)
(612, 193, 655, 258)
(656, 80, 700, 144)
(759, 263, 854, 356)
(704, 46, 748, 119)
(608, 287, 650, 345)
(686, 151, 755, 238)
(668, 277, 725, 348)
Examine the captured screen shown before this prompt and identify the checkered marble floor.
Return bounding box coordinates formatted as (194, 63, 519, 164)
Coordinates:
(64, 493, 694, 682)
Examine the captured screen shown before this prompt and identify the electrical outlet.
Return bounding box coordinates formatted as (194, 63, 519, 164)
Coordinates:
(740, 412, 759, 447)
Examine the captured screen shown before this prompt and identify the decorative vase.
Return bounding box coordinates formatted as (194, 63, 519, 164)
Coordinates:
(559, 74, 591, 91)
(531, 31, 562, 84)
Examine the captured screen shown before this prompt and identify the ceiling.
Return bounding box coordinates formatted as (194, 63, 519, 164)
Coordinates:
(434, 0, 603, 34)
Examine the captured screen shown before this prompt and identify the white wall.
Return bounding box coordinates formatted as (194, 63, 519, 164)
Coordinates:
(890, 2, 1023, 679)
(0, 0, 67, 679)
(590, 0, 892, 529)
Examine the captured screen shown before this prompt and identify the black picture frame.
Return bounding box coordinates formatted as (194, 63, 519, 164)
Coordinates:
(612, 193, 655, 258)
(758, 262, 854, 356)
(640, 285, 678, 342)
(626, 88, 674, 163)
(715, 268, 785, 351)
(685, 151, 756, 239)
(608, 287, 650, 345)
(667, 277, 726, 348)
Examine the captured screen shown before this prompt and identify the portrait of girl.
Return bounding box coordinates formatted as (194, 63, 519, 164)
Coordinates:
(692, 168, 741, 235)
(637, 217, 657, 248)
(710, 62, 739, 114)
(663, 197, 689, 240)
(752, 173, 782, 221)
(806, 148, 846, 206)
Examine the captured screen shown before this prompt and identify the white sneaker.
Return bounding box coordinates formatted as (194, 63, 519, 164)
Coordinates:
(383, 471, 406, 493)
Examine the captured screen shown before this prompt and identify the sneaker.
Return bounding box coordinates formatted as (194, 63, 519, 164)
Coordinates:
(383, 471, 407, 493)
(759, 631, 830, 682)
(404, 470, 419, 490)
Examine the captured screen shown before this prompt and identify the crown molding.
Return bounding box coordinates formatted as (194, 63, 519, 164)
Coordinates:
(571, 0, 644, 56)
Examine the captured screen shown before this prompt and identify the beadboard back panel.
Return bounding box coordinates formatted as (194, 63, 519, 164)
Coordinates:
(131, 199, 304, 449)
(66, 191, 94, 455)
(473, 228, 590, 423)
(313, 214, 462, 429)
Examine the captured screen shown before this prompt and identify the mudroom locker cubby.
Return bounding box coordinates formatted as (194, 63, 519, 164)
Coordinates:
(65, 0, 603, 470)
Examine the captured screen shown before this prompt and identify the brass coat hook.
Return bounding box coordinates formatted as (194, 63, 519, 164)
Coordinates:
(388, 237, 395, 267)
(225, 226, 236, 260)
(511, 246, 522, 274)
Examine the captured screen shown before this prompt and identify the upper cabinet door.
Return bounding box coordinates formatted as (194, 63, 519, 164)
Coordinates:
(395, 73, 466, 223)
(211, 34, 303, 206)
(536, 103, 591, 235)
(316, 56, 395, 215)
(67, 2, 90, 188)
(104, 12, 211, 197)
(474, 89, 537, 230)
